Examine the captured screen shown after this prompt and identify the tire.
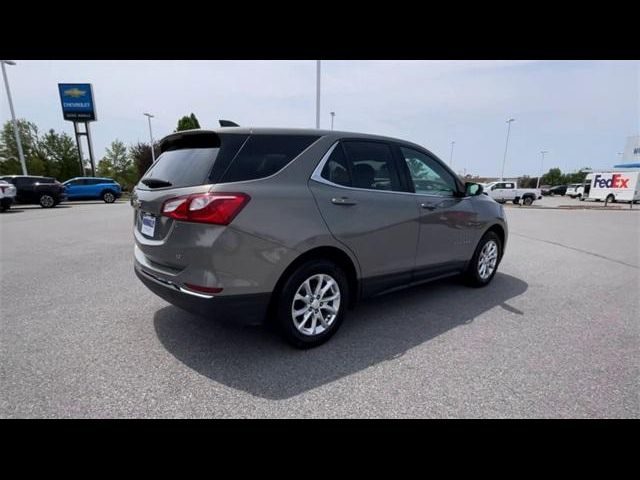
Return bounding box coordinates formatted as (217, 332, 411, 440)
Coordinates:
(39, 194, 55, 208)
(523, 196, 533, 206)
(273, 259, 349, 349)
(464, 231, 502, 287)
(102, 191, 116, 203)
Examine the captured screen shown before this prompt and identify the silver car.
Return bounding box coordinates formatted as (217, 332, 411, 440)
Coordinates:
(132, 127, 507, 348)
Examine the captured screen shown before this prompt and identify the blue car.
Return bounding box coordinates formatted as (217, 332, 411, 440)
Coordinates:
(62, 177, 122, 203)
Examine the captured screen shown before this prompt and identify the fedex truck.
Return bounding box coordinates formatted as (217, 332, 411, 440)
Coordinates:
(582, 170, 640, 203)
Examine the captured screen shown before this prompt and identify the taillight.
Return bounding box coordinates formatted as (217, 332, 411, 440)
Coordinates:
(161, 192, 250, 225)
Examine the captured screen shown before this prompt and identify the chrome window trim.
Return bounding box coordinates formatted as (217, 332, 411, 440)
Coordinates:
(310, 141, 467, 199)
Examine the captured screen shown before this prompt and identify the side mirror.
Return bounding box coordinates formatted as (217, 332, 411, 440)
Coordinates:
(465, 182, 483, 196)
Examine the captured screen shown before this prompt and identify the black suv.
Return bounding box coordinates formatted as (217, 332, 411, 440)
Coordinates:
(0, 175, 67, 208)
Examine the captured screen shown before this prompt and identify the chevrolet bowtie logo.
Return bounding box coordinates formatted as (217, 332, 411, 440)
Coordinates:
(63, 88, 86, 98)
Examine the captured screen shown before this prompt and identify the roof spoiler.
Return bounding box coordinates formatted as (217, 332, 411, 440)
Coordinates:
(219, 119, 239, 127)
(160, 130, 221, 153)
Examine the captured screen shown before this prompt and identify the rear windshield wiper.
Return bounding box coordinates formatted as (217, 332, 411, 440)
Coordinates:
(141, 178, 173, 188)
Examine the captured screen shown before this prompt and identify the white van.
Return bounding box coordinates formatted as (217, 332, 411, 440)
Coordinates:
(582, 170, 640, 203)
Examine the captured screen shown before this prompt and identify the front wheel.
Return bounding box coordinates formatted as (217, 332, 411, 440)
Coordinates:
(274, 259, 349, 348)
(464, 231, 502, 287)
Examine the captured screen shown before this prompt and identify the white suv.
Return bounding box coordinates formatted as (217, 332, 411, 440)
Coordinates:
(566, 183, 584, 199)
(0, 180, 17, 212)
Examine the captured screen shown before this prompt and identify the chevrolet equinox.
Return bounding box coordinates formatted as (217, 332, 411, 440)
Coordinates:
(133, 128, 507, 348)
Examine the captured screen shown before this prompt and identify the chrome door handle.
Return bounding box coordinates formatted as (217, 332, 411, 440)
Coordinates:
(420, 203, 436, 210)
(331, 197, 357, 206)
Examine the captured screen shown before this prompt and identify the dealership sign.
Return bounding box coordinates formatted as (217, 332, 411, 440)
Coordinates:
(58, 83, 97, 121)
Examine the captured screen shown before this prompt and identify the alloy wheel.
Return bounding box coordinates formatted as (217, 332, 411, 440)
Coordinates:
(291, 273, 341, 336)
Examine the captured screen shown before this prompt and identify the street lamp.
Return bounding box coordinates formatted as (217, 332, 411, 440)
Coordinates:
(449, 141, 455, 168)
(315, 60, 321, 129)
(500, 118, 515, 180)
(330, 111, 335, 130)
(143, 113, 155, 163)
(537, 150, 548, 189)
(1, 60, 27, 175)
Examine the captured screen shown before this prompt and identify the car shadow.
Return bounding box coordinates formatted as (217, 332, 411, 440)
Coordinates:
(153, 272, 528, 400)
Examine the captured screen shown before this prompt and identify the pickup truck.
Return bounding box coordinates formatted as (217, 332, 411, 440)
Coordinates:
(483, 181, 542, 206)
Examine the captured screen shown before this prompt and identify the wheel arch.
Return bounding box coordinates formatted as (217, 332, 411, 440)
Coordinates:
(485, 223, 506, 253)
(267, 245, 360, 320)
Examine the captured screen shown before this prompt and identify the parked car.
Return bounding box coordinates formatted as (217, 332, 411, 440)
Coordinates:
(132, 128, 508, 348)
(0, 180, 17, 212)
(62, 177, 122, 203)
(483, 181, 541, 205)
(548, 185, 567, 196)
(565, 183, 584, 198)
(0, 175, 67, 208)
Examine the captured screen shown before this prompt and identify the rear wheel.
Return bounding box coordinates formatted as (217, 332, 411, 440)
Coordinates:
(102, 191, 116, 203)
(274, 259, 348, 348)
(39, 194, 55, 208)
(464, 231, 502, 287)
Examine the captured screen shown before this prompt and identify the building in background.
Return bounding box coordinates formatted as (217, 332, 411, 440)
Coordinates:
(614, 135, 640, 168)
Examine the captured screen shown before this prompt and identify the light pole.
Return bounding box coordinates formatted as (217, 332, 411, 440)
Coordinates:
(143, 113, 155, 163)
(449, 141, 455, 169)
(500, 118, 515, 180)
(330, 111, 335, 130)
(537, 150, 548, 189)
(315, 60, 321, 129)
(1, 60, 27, 175)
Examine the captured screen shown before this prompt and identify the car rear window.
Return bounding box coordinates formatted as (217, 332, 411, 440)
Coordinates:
(141, 148, 221, 189)
(219, 134, 319, 183)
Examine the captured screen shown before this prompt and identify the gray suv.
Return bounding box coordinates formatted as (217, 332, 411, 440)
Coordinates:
(133, 128, 507, 348)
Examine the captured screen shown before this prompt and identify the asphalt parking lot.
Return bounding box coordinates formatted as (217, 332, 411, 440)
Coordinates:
(1, 199, 638, 418)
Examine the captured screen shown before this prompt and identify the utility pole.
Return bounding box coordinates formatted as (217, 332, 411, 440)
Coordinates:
(1, 60, 27, 175)
(537, 150, 548, 189)
(500, 118, 515, 180)
(315, 60, 321, 129)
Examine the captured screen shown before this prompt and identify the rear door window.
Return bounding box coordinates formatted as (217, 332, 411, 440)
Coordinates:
(320, 145, 352, 187)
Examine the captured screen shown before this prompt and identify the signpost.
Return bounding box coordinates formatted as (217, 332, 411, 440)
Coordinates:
(58, 83, 97, 176)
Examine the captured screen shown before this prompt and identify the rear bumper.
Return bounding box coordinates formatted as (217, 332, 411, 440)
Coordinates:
(135, 264, 271, 326)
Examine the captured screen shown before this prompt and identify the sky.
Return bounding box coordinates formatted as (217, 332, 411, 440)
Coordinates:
(1, 60, 638, 178)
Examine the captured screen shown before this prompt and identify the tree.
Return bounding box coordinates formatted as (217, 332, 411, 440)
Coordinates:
(129, 142, 156, 179)
(0, 119, 42, 175)
(541, 167, 564, 186)
(0, 120, 83, 179)
(99, 140, 137, 190)
(176, 113, 201, 131)
(38, 129, 81, 180)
